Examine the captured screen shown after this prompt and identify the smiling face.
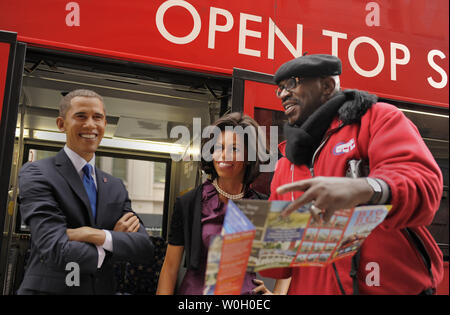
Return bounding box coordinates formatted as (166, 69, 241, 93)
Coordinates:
(56, 96, 106, 161)
(212, 130, 246, 183)
(278, 77, 334, 126)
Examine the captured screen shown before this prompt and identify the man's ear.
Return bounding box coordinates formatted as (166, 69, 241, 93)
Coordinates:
(56, 116, 65, 132)
(321, 77, 336, 97)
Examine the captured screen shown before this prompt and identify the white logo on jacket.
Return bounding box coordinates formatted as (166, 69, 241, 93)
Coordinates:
(333, 138, 356, 155)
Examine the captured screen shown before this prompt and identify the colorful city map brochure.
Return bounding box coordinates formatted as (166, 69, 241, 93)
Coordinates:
(204, 200, 391, 294)
(235, 200, 391, 271)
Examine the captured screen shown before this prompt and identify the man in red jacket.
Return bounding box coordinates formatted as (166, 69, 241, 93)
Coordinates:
(259, 54, 444, 294)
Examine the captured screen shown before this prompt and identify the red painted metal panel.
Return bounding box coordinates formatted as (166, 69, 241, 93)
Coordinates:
(0, 43, 10, 122)
(0, 0, 448, 107)
(244, 80, 282, 116)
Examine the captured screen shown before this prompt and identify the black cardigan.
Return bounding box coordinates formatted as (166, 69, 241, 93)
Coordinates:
(168, 182, 267, 270)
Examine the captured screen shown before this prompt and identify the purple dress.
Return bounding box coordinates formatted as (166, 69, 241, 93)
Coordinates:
(177, 180, 257, 295)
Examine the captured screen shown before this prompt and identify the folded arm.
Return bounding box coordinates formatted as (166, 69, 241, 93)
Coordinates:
(107, 182, 154, 263)
(19, 163, 99, 274)
(66, 212, 140, 245)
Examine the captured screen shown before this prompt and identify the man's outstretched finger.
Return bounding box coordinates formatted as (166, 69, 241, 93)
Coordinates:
(280, 190, 316, 218)
(276, 180, 311, 195)
(281, 199, 308, 218)
(280, 203, 298, 218)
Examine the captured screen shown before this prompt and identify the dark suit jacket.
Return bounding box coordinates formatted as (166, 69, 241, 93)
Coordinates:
(17, 149, 154, 294)
(168, 182, 267, 270)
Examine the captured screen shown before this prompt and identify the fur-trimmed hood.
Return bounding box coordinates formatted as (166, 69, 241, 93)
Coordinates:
(338, 89, 378, 125)
(282, 89, 378, 165)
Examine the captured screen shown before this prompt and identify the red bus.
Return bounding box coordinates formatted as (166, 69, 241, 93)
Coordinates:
(0, 0, 448, 295)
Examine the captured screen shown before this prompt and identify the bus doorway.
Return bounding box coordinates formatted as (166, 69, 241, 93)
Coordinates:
(0, 46, 232, 294)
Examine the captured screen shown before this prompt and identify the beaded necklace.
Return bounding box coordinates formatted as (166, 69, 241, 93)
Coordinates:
(212, 179, 245, 200)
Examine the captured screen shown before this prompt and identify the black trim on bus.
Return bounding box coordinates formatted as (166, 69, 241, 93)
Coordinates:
(25, 46, 231, 92)
(0, 31, 17, 44)
(378, 97, 449, 116)
(0, 33, 17, 290)
(231, 68, 275, 113)
(0, 35, 17, 251)
(0, 36, 26, 293)
(231, 77, 245, 113)
(233, 68, 275, 84)
(1, 42, 26, 175)
(0, 34, 17, 186)
(162, 161, 171, 241)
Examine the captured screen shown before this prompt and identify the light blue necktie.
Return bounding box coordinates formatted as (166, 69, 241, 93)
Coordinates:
(82, 164, 97, 219)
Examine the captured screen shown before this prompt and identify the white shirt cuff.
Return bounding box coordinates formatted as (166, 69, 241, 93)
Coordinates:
(96, 230, 113, 269)
(96, 246, 105, 268)
(102, 230, 113, 252)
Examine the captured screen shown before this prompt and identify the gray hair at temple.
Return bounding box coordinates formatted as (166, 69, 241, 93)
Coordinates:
(331, 75, 341, 94)
(58, 89, 105, 118)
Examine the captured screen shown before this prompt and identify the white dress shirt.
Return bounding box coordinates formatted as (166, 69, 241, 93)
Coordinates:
(64, 145, 113, 268)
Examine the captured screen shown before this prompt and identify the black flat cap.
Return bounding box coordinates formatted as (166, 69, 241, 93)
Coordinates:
(274, 54, 342, 84)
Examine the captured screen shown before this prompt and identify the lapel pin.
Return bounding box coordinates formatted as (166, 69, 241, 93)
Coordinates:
(103, 177, 107, 183)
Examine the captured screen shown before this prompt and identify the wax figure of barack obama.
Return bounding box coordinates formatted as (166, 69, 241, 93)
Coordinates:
(17, 89, 154, 294)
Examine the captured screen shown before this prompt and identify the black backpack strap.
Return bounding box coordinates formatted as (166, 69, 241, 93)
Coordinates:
(350, 249, 361, 295)
(332, 248, 361, 295)
(403, 227, 435, 293)
(332, 262, 347, 295)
